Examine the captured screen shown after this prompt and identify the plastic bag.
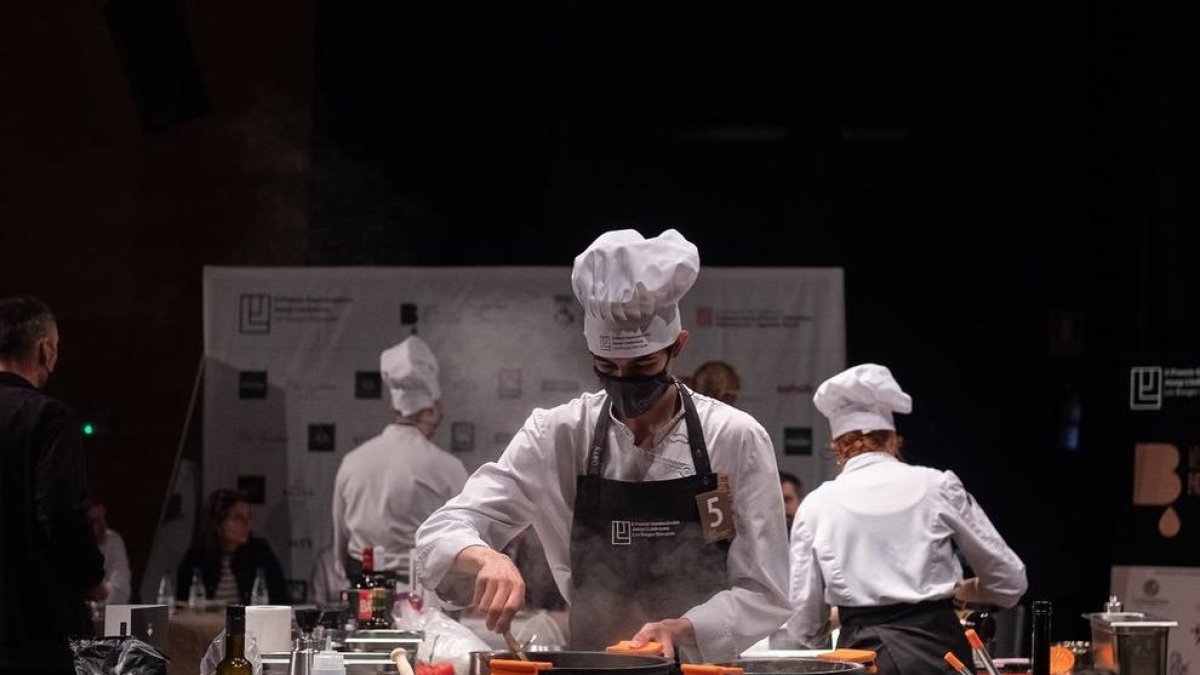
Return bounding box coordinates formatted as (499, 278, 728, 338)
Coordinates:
(70, 636, 168, 675)
(513, 610, 566, 652)
(199, 631, 263, 675)
(394, 601, 490, 675)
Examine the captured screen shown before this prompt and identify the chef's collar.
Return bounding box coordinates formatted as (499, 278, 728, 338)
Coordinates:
(839, 451, 900, 475)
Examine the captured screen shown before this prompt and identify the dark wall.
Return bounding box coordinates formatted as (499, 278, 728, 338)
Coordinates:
(310, 2, 1198, 639)
(0, 0, 313, 597)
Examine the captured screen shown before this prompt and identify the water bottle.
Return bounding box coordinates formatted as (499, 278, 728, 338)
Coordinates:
(188, 567, 207, 609)
(157, 571, 175, 613)
(251, 567, 269, 605)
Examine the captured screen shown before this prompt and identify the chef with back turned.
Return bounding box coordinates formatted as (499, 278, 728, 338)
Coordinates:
(414, 229, 790, 662)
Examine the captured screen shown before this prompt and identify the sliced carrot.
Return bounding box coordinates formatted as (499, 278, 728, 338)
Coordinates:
(488, 659, 554, 675)
(680, 666, 744, 675)
(820, 649, 877, 664)
(1050, 645, 1076, 675)
(606, 641, 664, 655)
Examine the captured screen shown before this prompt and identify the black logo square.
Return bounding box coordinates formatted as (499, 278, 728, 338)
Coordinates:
(783, 427, 813, 456)
(400, 303, 419, 326)
(238, 371, 268, 399)
(237, 475, 266, 504)
(308, 424, 336, 452)
(355, 371, 382, 399)
(451, 422, 475, 453)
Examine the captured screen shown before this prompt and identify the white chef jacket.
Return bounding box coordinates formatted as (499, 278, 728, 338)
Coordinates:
(414, 389, 791, 663)
(99, 529, 131, 604)
(787, 452, 1027, 646)
(333, 424, 469, 574)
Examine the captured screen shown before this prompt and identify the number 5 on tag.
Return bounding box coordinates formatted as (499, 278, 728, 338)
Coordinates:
(696, 489, 736, 544)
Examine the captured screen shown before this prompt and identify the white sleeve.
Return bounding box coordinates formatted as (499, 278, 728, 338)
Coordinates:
(940, 471, 1027, 608)
(785, 507, 830, 647)
(331, 463, 350, 581)
(681, 425, 792, 663)
(104, 531, 132, 605)
(414, 411, 556, 604)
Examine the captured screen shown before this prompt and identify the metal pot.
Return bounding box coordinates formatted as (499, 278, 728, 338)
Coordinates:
(725, 658, 866, 674)
(482, 651, 675, 675)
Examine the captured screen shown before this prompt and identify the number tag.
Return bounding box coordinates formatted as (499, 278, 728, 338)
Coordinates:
(696, 484, 736, 544)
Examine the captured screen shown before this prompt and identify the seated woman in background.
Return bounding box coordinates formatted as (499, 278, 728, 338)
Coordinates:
(176, 489, 288, 605)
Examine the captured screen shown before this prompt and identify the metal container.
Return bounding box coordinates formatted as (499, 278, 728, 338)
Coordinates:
(345, 630, 424, 660)
(1083, 612, 1177, 675)
(484, 650, 675, 675)
(264, 652, 403, 674)
(726, 658, 866, 674)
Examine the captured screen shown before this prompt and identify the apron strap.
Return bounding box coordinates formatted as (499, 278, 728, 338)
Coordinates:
(586, 398, 613, 476)
(678, 382, 713, 476)
(586, 382, 714, 477)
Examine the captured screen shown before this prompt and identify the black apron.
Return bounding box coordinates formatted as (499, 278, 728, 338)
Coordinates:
(568, 388, 730, 651)
(837, 599, 972, 675)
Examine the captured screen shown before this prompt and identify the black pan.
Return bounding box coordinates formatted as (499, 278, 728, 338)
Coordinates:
(487, 651, 675, 675)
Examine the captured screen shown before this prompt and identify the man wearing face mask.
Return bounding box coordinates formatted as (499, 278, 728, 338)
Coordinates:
(333, 335, 468, 583)
(1, 297, 106, 675)
(415, 230, 790, 663)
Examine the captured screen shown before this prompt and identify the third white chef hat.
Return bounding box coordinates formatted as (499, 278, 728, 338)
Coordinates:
(813, 363, 913, 438)
(570, 228, 700, 358)
(380, 335, 441, 416)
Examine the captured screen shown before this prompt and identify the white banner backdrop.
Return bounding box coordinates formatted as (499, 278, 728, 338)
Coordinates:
(202, 266, 844, 594)
(1111, 566, 1200, 673)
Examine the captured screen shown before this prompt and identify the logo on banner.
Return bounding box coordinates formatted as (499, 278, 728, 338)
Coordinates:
(1143, 579, 1160, 597)
(239, 371, 268, 399)
(451, 422, 475, 452)
(784, 427, 813, 456)
(283, 478, 315, 499)
(240, 294, 272, 334)
(692, 307, 812, 329)
(1130, 367, 1164, 410)
(498, 368, 523, 399)
(355, 371, 382, 399)
(611, 521, 631, 545)
(400, 303, 419, 326)
(308, 424, 336, 452)
(553, 295, 578, 327)
(237, 475, 266, 504)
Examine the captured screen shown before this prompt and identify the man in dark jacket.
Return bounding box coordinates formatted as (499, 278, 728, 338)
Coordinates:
(0, 297, 106, 675)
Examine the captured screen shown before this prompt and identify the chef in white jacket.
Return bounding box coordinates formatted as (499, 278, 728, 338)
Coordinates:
(414, 229, 790, 662)
(788, 364, 1027, 675)
(333, 335, 468, 580)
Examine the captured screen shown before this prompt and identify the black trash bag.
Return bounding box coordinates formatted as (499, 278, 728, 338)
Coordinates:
(70, 635, 168, 675)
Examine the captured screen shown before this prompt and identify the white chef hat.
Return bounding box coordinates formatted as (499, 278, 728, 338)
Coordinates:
(380, 335, 441, 416)
(571, 229, 700, 358)
(813, 363, 912, 439)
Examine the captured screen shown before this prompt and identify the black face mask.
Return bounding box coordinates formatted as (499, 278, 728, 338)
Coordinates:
(595, 366, 674, 419)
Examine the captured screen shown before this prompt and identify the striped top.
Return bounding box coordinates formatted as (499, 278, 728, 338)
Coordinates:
(212, 555, 240, 604)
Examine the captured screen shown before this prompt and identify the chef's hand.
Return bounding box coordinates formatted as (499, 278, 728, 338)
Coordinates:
(954, 577, 982, 606)
(456, 546, 526, 633)
(630, 618, 695, 659)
